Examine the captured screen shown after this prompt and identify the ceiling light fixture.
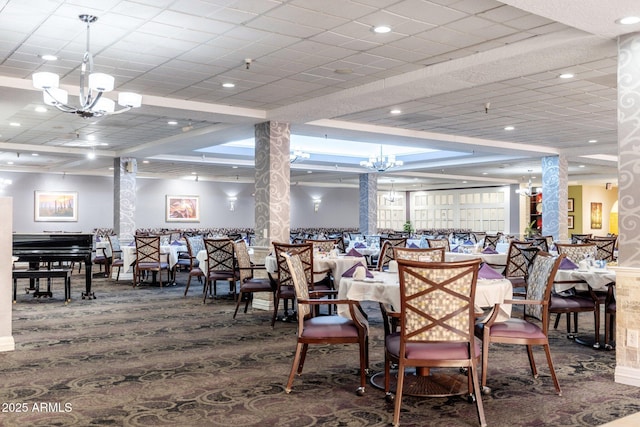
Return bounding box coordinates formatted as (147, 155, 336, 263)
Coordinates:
(515, 170, 541, 197)
(31, 14, 142, 118)
(618, 16, 640, 25)
(290, 149, 310, 163)
(41, 54, 58, 61)
(504, 125, 515, 131)
(559, 73, 575, 79)
(360, 145, 403, 172)
(384, 180, 397, 202)
(373, 25, 391, 33)
(222, 82, 235, 88)
(390, 109, 402, 114)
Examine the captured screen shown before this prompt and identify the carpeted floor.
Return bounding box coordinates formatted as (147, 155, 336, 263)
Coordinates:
(1, 270, 639, 427)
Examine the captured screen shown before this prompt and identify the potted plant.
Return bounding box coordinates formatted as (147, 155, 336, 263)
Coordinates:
(524, 220, 538, 238)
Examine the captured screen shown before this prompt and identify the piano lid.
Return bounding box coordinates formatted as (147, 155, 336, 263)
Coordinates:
(13, 233, 93, 252)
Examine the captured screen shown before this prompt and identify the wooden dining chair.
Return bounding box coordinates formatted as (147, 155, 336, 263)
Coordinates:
(393, 246, 445, 262)
(283, 253, 369, 396)
(233, 240, 275, 319)
(475, 251, 563, 396)
(133, 235, 171, 287)
(585, 237, 617, 262)
(106, 234, 125, 281)
(482, 234, 501, 250)
(203, 238, 239, 303)
(426, 237, 450, 252)
(388, 258, 486, 427)
(504, 240, 534, 297)
(182, 235, 205, 297)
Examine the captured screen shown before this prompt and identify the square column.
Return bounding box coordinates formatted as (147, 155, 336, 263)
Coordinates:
(359, 173, 378, 235)
(113, 157, 137, 242)
(254, 121, 291, 247)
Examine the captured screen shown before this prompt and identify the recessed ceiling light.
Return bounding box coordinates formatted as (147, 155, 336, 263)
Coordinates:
(142, 160, 149, 164)
(579, 164, 586, 168)
(9, 122, 20, 127)
(35, 106, 47, 113)
(504, 125, 515, 131)
(191, 171, 197, 175)
(307, 170, 313, 174)
(7, 161, 14, 165)
(559, 73, 575, 79)
(41, 54, 57, 61)
(372, 25, 391, 34)
(87, 151, 96, 160)
(617, 16, 640, 25)
(167, 120, 178, 125)
(222, 82, 235, 88)
(390, 109, 402, 114)
(31, 153, 39, 156)
(588, 139, 598, 143)
(232, 165, 238, 169)
(482, 172, 488, 175)
(108, 167, 114, 170)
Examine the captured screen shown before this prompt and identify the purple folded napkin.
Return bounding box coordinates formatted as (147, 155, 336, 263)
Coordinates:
(559, 257, 578, 270)
(346, 248, 364, 257)
(341, 262, 374, 278)
(129, 241, 135, 246)
(409, 242, 419, 248)
(451, 246, 459, 253)
(464, 240, 474, 245)
(96, 236, 101, 242)
(478, 263, 504, 280)
(354, 242, 366, 248)
(482, 247, 498, 254)
(171, 240, 182, 246)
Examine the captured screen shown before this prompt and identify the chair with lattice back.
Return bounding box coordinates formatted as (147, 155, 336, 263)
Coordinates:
(182, 235, 205, 297)
(426, 238, 451, 252)
(388, 258, 486, 427)
(203, 238, 239, 303)
(305, 238, 338, 253)
(482, 234, 501, 250)
(475, 251, 563, 396)
(377, 237, 407, 271)
(107, 234, 125, 280)
(233, 240, 275, 319)
(585, 237, 617, 262)
(283, 253, 369, 396)
(134, 235, 171, 287)
(393, 246, 445, 262)
(504, 240, 534, 297)
(571, 233, 592, 244)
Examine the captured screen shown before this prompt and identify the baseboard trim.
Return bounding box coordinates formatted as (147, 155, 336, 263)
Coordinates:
(615, 366, 640, 388)
(0, 335, 16, 352)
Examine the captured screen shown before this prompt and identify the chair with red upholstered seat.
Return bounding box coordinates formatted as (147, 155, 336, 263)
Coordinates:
(283, 253, 369, 396)
(475, 251, 563, 396)
(388, 258, 486, 427)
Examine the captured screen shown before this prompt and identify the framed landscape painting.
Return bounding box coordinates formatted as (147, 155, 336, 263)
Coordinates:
(166, 195, 200, 222)
(35, 191, 78, 222)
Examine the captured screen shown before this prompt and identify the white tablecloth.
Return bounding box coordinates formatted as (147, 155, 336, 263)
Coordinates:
(338, 271, 512, 322)
(122, 244, 186, 272)
(265, 254, 366, 286)
(346, 244, 379, 257)
(445, 251, 507, 268)
(554, 268, 616, 293)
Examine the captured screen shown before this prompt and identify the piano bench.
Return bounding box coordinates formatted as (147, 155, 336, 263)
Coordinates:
(12, 269, 72, 304)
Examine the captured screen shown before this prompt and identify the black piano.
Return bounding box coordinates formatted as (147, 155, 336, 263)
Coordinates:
(12, 233, 95, 299)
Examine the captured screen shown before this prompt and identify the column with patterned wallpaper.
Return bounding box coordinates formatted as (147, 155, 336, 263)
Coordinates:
(614, 32, 640, 387)
(113, 157, 136, 242)
(541, 155, 568, 241)
(359, 173, 377, 235)
(254, 122, 290, 248)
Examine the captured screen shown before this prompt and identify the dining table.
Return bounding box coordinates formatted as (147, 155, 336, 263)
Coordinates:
(265, 253, 367, 287)
(120, 242, 187, 278)
(339, 269, 513, 396)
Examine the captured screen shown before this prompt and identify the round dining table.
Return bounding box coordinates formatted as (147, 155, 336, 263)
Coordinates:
(265, 253, 367, 287)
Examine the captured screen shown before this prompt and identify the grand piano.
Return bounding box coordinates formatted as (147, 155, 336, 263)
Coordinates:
(12, 233, 95, 299)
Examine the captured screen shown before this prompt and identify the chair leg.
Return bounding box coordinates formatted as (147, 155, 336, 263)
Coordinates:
(233, 291, 245, 319)
(481, 330, 490, 390)
(543, 344, 562, 395)
(202, 279, 210, 304)
(297, 343, 309, 374)
(184, 274, 193, 297)
(470, 364, 488, 427)
(271, 294, 281, 327)
(526, 344, 538, 378)
(285, 343, 304, 393)
(392, 363, 406, 427)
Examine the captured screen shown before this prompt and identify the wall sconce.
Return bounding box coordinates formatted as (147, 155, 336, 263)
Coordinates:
(228, 196, 237, 211)
(313, 198, 321, 212)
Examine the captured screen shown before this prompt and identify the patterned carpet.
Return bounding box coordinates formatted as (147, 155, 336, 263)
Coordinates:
(2, 270, 640, 427)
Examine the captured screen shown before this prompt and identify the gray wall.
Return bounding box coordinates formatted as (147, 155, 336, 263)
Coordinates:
(3, 171, 360, 232)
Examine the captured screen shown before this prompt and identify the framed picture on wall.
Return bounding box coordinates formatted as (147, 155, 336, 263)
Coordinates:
(568, 215, 574, 229)
(590, 202, 602, 229)
(568, 198, 574, 212)
(166, 195, 200, 222)
(34, 191, 78, 222)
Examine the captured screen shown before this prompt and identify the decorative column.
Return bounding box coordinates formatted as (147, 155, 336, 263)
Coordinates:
(541, 155, 568, 241)
(113, 157, 136, 242)
(359, 173, 378, 235)
(614, 32, 640, 387)
(0, 197, 14, 352)
(253, 121, 290, 311)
